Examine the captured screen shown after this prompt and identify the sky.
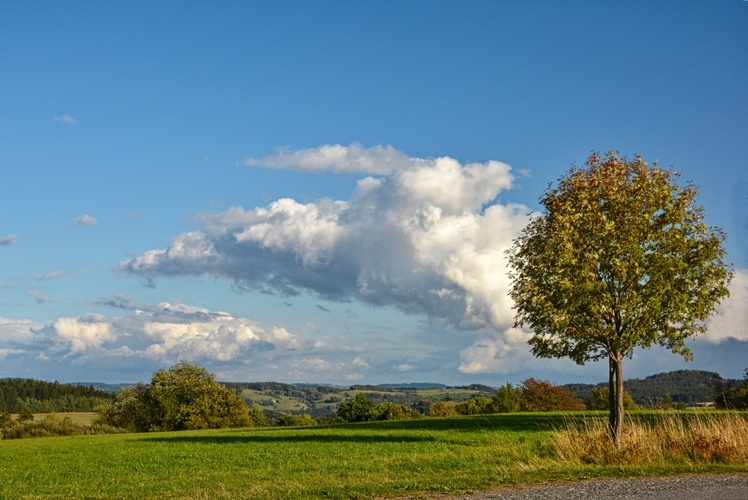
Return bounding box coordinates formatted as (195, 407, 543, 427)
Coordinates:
(1, 1, 746, 387)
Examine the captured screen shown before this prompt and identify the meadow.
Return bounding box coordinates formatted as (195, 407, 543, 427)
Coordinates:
(1, 412, 747, 499)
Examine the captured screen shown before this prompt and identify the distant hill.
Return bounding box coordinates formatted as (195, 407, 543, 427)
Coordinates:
(0, 378, 115, 413)
(565, 370, 736, 405)
(3, 369, 740, 416)
(379, 383, 448, 389)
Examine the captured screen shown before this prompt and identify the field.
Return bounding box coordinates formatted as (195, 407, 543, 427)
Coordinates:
(1, 412, 747, 499)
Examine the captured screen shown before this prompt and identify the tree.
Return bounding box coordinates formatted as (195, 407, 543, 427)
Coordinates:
(586, 387, 637, 411)
(335, 393, 377, 422)
(507, 151, 733, 445)
(714, 369, 748, 409)
(454, 396, 494, 415)
(519, 378, 584, 411)
(428, 401, 458, 417)
(97, 362, 251, 432)
(493, 382, 522, 413)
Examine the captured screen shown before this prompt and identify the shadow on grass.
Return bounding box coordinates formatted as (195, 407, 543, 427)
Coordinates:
(139, 433, 439, 445)
(135, 413, 593, 445)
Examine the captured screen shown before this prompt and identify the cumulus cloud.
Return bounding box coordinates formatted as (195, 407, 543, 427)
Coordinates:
(0, 300, 374, 382)
(72, 214, 98, 227)
(0, 234, 17, 246)
(121, 147, 529, 333)
(53, 114, 78, 125)
(702, 268, 748, 343)
(244, 143, 422, 174)
(458, 328, 533, 374)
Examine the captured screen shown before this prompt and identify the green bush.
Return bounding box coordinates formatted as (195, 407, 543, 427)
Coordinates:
(97, 362, 251, 432)
(275, 414, 317, 427)
(427, 401, 457, 417)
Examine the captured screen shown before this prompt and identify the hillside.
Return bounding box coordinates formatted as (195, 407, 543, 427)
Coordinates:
(565, 370, 733, 405)
(0, 378, 114, 413)
(2, 369, 740, 416)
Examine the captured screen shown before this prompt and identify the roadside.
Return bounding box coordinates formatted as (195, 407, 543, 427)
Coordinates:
(390, 474, 748, 500)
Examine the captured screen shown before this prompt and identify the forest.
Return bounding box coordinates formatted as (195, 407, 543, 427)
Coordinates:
(1, 369, 742, 418)
(0, 378, 114, 413)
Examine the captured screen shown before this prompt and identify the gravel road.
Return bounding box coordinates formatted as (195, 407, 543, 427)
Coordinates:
(391, 474, 748, 499)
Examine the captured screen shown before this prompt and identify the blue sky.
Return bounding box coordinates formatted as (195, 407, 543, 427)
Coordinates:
(1, 1, 746, 386)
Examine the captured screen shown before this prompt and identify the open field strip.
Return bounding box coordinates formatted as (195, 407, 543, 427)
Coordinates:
(1, 413, 747, 499)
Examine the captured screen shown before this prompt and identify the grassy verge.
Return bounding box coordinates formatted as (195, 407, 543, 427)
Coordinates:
(0, 412, 746, 499)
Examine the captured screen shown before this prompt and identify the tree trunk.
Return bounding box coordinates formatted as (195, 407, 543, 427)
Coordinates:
(608, 353, 624, 447)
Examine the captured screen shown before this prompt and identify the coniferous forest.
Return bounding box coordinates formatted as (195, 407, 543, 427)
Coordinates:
(0, 378, 114, 413)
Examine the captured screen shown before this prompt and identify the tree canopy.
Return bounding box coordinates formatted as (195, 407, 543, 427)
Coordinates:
(507, 151, 732, 444)
(97, 362, 251, 432)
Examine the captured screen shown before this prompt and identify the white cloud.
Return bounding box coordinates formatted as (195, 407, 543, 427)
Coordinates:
(53, 114, 78, 125)
(2, 300, 372, 383)
(702, 268, 748, 343)
(72, 214, 98, 227)
(0, 318, 37, 345)
(458, 328, 533, 374)
(32, 269, 65, 281)
(121, 148, 528, 333)
(0, 234, 17, 246)
(52, 315, 115, 353)
(244, 143, 422, 174)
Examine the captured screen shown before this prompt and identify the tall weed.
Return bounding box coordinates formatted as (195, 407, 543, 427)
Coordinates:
(551, 413, 748, 465)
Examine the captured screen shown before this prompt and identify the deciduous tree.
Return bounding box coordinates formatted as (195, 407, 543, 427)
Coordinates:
(519, 378, 584, 411)
(507, 151, 732, 445)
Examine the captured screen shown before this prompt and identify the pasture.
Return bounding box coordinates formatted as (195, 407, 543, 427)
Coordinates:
(1, 412, 746, 499)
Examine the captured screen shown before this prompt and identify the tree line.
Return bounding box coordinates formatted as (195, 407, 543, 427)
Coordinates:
(0, 378, 114, 413)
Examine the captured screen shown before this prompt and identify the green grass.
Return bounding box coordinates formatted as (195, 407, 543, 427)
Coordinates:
(1, 413, 746, 499)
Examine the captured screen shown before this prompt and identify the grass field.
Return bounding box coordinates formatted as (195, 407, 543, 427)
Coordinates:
(1, 412, 746, 499)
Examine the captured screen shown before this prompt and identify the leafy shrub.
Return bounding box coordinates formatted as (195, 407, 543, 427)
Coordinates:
(586, 387, 638, 410)
(275, 414, 317, 427)
(97, 362, 251, 432)
(374, 402, 422, 421)
(336, 393, 377, 422)
(455, 396, 494, 415)
(520, 378, 584, 411)
(428, 401, 458, 417)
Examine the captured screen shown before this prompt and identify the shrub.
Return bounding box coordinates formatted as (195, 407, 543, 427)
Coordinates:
(428, 401, 458, 417)
(275, 414, 317, 427)
(586, 387, 638, 411)
(520, 378, 584, 411)
(336, 393, 377, 422)
(374, 402, 422, 421)
(455, 396, 494, 415)
(97, 362, 251, 432)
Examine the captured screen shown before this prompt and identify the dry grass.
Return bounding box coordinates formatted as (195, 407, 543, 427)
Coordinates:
(551, 412, 748, 466)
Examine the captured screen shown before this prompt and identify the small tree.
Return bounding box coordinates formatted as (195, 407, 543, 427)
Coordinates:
(97, 362, 251, 432)
(586, 387, 637, 411)
(335, 393, 377, 422)
(428, 400, 458, 417)
(507, 151, 732, 445)
(454, 396, 494, 415)
(714, 369, 748, 409)
(493, 382, 522, 413)
(519, 378, 584, 411)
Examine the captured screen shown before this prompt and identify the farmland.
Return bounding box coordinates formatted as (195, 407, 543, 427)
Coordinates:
(1, 412, 747, 499)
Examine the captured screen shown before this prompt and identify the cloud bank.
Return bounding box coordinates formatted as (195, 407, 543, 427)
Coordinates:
(122, 146, 529, 333)
(245, 143, 422, 175)
(116, 144, 746, 379)
(0, 300, 371, 382)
